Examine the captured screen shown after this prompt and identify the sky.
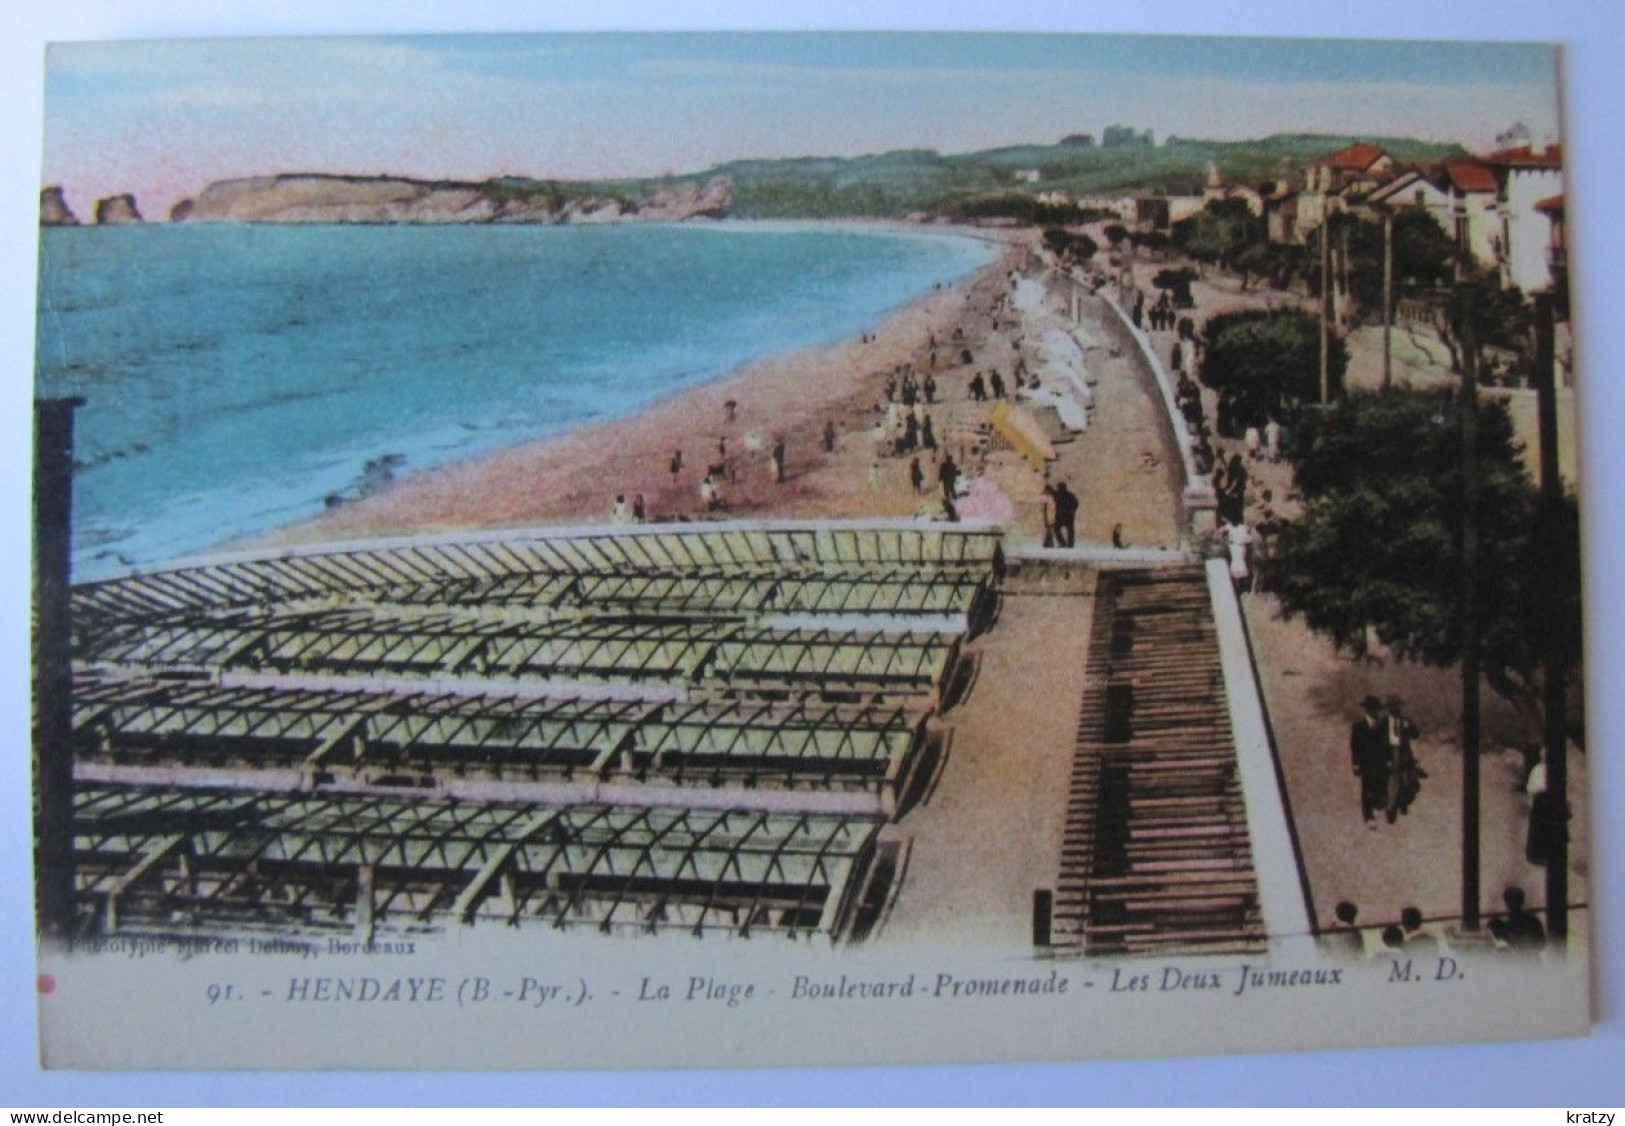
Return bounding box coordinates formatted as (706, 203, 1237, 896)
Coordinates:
(39, 32, 1562, 219)
(41, 31, 1560, 217)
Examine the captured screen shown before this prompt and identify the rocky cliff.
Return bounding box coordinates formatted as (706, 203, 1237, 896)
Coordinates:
(94, 194, 143, 225)
(178, 173, 733, 225)
(40, 186, 80, 226)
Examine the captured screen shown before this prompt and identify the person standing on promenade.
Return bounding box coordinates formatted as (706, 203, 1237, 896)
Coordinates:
(1400, 907, 1439, 954)
(1041, 484, 1058, 547)
(1223, 453, 1248, 524)
(612, 495, 630, 524)
(632, 494, 646, 523)
(1350, 695, 1388, 829)
(1226, 518, 1255, 593)
(1325, 900, 1365, 957)
(924, 374, 937, 403)
(1053, 482, 1079, 548)
(921, 413, 937, 452)
(1489, 886, 1546, 954)
(990, 371, 1006, 399)
(1384, 696, 1422, 822)
(970, 373, 987, 402)
(909, 456, 924, 495)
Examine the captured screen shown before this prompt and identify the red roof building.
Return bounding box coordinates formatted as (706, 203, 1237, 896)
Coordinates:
(1314, 142, 1390, 172)
(1443, 159, 1498, 194)
(1483, 144, 1563, 169)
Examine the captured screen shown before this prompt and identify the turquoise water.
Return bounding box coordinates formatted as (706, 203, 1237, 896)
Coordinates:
(36, 223, 993, 578)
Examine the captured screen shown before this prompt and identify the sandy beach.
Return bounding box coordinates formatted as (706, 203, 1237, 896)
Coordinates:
(251, 227, 1044, 549)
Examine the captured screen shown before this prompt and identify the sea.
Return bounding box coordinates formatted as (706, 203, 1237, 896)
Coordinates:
(35, 222, 995, 580)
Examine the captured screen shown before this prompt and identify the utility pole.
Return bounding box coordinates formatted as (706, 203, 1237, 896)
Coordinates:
(34, 396, 83, 939)
(1459, 315, 1482, 931)
(1319, 217, 1332, 403)
(1340, 218, 1352, 326)
(1534, 291, 1568, 945)
(1382, 211, 1394, 391)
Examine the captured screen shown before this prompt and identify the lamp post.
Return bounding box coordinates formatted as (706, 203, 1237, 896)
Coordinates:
(1533, 290, 1569, 945)
(1319, 216, 1332, 404)
(1458, 308, 1482, 932)
(1382, 210, 1395, 391)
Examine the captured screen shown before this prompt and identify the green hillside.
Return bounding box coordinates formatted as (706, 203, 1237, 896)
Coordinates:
(503, 132, 1468, 220)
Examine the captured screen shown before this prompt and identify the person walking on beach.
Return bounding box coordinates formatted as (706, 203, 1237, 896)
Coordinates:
(612, 495, 630, 524)
(909, 456, 924, 495)
(990, 371, 1006, 399)
(970, 373, 988, 402)
(669, 449, 683, 481)
(921, 413, 936, 452)
(700, 473, 722, 512)
(823, 419, 837, 454)
(1041, 484, 1058, 547)
(1350, 695, 1388, 828)
(924, 374, 937, 403)
(771, 436, 786, 484)
(1052, 481, 1079, 548)
(632, 494, 646, 523)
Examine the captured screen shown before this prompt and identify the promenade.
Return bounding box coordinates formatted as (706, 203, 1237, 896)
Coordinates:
(1116, 239, 1589, 943)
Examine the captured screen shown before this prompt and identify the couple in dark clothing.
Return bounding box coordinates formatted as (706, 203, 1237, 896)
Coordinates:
(1042, 482, 1079, 548)
(1350, 695, 1423, 827)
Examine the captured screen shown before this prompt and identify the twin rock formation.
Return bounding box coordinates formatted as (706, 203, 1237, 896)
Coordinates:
(40, 174, 732, 227)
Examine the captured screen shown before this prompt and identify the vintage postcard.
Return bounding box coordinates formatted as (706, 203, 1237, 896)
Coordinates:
(30, 31, 1590, 1070)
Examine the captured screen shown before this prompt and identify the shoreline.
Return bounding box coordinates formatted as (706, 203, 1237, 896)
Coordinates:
(245, 226, 1033, 551)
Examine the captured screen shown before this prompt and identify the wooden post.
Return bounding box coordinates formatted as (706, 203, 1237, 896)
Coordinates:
(1534, 292, 1568, 944)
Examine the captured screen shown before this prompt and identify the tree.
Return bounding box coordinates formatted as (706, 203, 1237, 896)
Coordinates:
(1271, 389, 1581, 742)
(1135, 230, 1173, 255)
(1060, 132, 1096, 147)
(1336, 209, 1459, 322)
(1042, 227, 1098, 265)
(1199, 308, 1345, 432)
(1152, 266, 1198, 307)
(1437, 270, 1534, 377)
(1102, 124, 1155, 148)
(1172, 198, 1261, 274)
